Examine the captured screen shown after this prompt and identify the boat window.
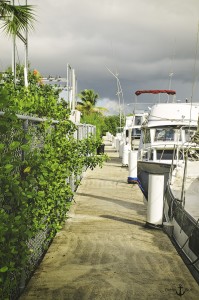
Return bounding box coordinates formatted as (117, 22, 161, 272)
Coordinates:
(155, 128, 174, 141)
(185, 128, 196, 142)
(135, 116, 141, 125)
(157, 150, 173, 160)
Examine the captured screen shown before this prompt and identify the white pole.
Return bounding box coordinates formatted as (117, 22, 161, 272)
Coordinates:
(67, 63, 71, 108)
(115, 137, 120, 152)
(128, 150, 138, 183)
(12, 0, 16, 85)
(24, 0, 28, 87)
(147, 174, 164, 227)
(72, 69, 76, 110)
(122, 144, 130, 166)
(12, 35, 16, 84)
(119, 140, 124, 158)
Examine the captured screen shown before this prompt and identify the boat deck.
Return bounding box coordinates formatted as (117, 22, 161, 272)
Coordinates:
(20, 140, 199, 300)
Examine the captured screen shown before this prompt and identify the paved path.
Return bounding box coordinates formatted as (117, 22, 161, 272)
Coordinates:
(20, 142, 199, 300)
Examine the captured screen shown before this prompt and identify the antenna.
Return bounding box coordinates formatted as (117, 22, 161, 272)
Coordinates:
(190, 21, 199, 103)
(168, 38, 176, 103)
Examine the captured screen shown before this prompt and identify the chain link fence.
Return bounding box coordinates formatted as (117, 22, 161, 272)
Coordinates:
(0, 112, 96, 300)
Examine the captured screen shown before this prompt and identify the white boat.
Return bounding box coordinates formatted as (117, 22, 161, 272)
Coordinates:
(123, 113, 147, 150)
(136, 90, 199, 199)
(120, 113, 147, 181)
(164, 144, 199, 279)
(135, 89, 199, 280)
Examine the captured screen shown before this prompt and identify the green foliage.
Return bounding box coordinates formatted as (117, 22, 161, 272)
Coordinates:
(81, 112, 105, 139)
(0, 67, 107, 298)
(102, 115, 125, 136)
(81, 113, 125, 139)
(78, 89, 99, 106)
(0, 1, 36, 37)
(76, 89, 107, 116)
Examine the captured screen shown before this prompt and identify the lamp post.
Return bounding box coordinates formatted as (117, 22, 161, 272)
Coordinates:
(106, 66, 125, 128)
(11, 0, 16, 84)
(11, 0, 29, 86)
(66, 64, 77, 110)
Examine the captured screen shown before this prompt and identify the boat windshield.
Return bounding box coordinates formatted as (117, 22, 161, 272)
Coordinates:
(135, 116, 142, 125)
(155, 128, 174, 141)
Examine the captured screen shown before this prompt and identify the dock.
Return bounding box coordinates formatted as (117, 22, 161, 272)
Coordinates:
(20, 140, 199, 300)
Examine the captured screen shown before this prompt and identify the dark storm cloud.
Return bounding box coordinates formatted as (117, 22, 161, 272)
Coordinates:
(1, 0, 199, 112)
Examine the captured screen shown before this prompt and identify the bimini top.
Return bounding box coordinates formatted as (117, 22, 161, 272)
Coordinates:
(135, 90, 176, 96)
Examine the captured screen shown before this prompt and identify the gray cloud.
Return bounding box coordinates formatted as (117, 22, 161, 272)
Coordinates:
(1, 0, 199, 112)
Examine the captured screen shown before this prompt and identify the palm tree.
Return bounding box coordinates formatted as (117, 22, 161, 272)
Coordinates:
(0, 0, 35, 37)
(76, 89, 107, 115)
(78, 89, 99, 106)
(0, 1, 36, 85)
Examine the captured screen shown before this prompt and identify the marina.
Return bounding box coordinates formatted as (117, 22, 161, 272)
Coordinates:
(19, 139, 199, 300)
(136, 90, 199, 200)
(1, 1, 199, 299)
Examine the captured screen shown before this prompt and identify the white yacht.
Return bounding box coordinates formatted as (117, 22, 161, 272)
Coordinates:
(134, 90, 199, 280)
(136, 90, 199, 199)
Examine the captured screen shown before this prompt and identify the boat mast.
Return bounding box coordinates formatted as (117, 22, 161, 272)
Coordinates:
(168, 38, 176, 103)
(190, 22, 199, 104)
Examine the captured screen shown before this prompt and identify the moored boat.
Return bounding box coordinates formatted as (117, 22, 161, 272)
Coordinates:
(117, 113, 147, 167)
(136, 90, 199, 199)
(124, 113, 147, 150)
(164, 144, 199, 280)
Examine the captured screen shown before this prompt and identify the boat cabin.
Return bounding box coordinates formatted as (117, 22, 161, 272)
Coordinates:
(124, 113, 147, 150)
(138, 102, 199, 162)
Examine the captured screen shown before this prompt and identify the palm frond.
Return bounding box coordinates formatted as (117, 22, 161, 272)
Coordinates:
(0, 2, 36, 36)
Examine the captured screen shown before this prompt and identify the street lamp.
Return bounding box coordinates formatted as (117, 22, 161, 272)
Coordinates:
(106, 66, 125, 128)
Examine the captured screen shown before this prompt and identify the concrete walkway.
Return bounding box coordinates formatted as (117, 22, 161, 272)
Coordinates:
(20, 141, 199, 300)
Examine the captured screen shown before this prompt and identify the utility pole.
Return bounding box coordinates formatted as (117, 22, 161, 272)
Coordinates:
(24, 0, 28, 87)
(66, 64, 70, 108)
(12, 0, 16, 85)
(66, 64, 77, 110)
(72, 68, 76, 110)
(12, 0, 29, 86)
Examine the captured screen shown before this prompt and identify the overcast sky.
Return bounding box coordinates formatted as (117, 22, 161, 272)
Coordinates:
(1, 0, 199, 114)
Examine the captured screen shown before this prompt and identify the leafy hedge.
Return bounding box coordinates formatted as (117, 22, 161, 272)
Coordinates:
(0, 68, 107, 299)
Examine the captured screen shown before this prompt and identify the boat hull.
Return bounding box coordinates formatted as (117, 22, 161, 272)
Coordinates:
(137, 160, 171, 199)
(164, 186, 199, 279)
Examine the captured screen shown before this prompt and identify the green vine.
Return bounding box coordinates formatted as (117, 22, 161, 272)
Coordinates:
(0, 67, 107, 299)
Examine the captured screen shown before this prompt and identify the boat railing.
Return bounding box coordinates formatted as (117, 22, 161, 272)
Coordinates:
(138, 141, 199, 162)
(159, 144, 166, 161)
(168, 143, 199, 204)
(180, 152, 188, 207)
(138, 143, 176, 161)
